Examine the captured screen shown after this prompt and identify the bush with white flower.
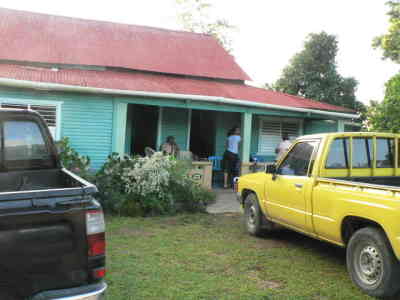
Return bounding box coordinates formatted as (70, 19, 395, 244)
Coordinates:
(95, 152, 215, 216)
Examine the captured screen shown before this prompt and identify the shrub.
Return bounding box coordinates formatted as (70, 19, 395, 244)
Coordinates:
(94, 153, 143, 215)
(55, 139, 216, 216)
(56, 137, 91, 178)
(96, 152, 215, 216)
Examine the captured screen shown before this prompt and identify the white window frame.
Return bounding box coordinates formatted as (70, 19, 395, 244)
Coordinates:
(257, 117, 304, 155)
(0, 99, 63, 140)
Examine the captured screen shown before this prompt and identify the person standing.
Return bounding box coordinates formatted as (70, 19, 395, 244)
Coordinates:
(275, 133, 291, 161)
(223, 126, 241, 188)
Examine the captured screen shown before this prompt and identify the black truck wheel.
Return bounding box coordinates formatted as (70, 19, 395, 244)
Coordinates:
(244, 193, 273, 237)
(346, 227, 400, 298)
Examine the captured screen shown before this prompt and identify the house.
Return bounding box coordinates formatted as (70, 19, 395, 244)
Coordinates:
(0, 8, 358, 172)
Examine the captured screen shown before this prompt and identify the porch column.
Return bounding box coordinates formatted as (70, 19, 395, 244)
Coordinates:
(156, 107, 163, 150)
(337, 119, 345, 132)
(112, 101, 128, 156)
(241, 112, 253, 163)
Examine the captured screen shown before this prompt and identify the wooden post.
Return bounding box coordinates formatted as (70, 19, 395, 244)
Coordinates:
(156, 107, 163, 150)
(241, 112, 252, 163)
(337, 119, 345, 132)
(112, 101, 128, 156)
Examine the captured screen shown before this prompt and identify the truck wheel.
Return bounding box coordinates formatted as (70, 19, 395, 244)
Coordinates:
(244, 193, 272, 237)
(346, 227, 400, 298)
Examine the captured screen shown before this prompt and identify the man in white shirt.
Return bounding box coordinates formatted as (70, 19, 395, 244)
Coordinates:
(275, 133, 291, 161)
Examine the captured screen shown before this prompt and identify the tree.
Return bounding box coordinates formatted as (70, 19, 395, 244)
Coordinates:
(176, 0, 236, 52)
(373, 1, 400, 63)
(365, 73, 400, 132)
(274, 32, 361, 110)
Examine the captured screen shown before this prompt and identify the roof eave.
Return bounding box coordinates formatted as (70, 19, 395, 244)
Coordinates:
(0, 77, 359, 120)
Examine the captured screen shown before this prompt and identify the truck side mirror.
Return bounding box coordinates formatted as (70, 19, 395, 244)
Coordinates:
(265, 164, 276, 174)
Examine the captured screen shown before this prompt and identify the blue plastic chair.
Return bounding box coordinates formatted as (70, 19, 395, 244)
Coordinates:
(208, 156, 223, 171)
(208, 156, 223, 187)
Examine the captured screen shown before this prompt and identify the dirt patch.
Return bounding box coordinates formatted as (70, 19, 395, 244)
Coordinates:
(247, 271, 284, 290)
(117, 227, 155, 237)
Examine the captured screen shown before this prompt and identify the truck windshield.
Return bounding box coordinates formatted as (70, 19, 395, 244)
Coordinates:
(2, 120, 56, 170)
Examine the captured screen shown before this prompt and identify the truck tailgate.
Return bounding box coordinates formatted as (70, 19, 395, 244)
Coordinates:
(0, 187, 94, 298)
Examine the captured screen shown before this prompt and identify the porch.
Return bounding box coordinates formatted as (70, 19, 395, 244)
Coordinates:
(111, 98, 348, 189)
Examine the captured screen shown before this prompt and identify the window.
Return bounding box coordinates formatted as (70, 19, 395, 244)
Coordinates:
(326, 138, 349, 169)
(352, 138, 372, 168)
(376, 138, 394, 168)
(278, 141, 316, 176)
(0, 102, 59, 139)
(258, 118, 300, 155)
(3, 120, 56, 170)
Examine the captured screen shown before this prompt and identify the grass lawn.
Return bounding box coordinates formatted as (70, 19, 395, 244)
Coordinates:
(105, 213, 378, 300)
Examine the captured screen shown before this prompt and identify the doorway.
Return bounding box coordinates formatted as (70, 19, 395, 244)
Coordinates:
(189, 110, 216, 159)
(129, 104, 159, 156)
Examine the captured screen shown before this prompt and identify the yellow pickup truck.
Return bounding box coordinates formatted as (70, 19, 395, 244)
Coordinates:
(237, 132, 400, 298)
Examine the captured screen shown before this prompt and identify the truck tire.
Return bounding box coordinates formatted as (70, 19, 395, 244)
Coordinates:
(244, 193, 273, 237)
(346, 227, 400, 298)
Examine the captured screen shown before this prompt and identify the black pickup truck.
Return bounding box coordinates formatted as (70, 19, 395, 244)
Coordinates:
(0, 109, 106, 300)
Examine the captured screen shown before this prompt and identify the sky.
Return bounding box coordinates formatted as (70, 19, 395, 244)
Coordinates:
(1, 0, 398, 104)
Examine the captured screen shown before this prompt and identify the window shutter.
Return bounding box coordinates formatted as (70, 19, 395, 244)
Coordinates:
(258, 120, 281, 154)
(282, 122, 299, 140)
(0, 103, 58, 139)
(30, 105, 57, 127)
(258, 119, 300, 155)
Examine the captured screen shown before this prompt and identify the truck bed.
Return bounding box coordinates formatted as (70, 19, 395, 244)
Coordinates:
(0, 168, 84, 193)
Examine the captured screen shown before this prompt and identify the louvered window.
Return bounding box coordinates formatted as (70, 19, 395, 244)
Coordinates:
(258, 118, 301, 155)
(0, 102, 59, 139)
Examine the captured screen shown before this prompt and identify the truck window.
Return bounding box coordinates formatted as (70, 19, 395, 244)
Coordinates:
(376, 138, 394, 168)
(278, 141, 316, 176)
(2, 120, 55, 170)
(352, 138, 372, 168)
(326, 138, 349, 169)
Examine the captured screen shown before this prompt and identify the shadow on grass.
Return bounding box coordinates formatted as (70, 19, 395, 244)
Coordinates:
(266, 229, 346, 262)
(256, 229, 400, 300)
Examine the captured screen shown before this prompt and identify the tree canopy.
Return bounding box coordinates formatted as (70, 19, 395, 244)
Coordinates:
(176, 0, 235, 52)
(367, 1, 400, 132)
(366, 73, 400, 132)
(373, 1, 400, 63)
(274, 32, 361, 110)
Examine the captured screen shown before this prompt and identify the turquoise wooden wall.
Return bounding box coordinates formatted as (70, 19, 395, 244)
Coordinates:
(62, 97, 113, 170)
(345, 124, 361, 132)
(304, 120, 338, 134)
(0, 87, 113, 170)
(161, 107, 188, 150)
(214, 111, 241, 157)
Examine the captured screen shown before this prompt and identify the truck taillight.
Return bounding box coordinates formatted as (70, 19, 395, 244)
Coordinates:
(86, 210, 106, 257)
(92, 267, 106, 279)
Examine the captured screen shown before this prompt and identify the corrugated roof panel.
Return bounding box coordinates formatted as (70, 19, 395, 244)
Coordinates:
(0, 8, 250, 81)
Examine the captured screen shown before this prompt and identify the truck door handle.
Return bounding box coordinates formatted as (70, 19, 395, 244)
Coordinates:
(294, 183, 303, 188)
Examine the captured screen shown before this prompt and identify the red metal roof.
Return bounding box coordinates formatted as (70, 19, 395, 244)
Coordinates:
(0, 64, 354, 113)
(0, 8, 250, 81)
